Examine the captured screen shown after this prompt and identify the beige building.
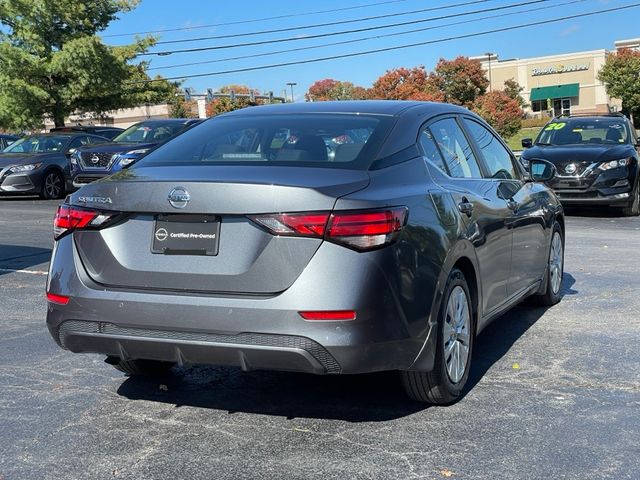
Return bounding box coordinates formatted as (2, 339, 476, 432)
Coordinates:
(473, 38, 637, 118)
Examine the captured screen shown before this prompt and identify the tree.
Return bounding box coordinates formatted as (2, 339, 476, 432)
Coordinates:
(167, 90, 198, 118)
(503, 78, 528, 108)
(0, 0, 174, 129)
(430, 56, 488, 106)
(598, 48, 640, 123)
(305, 79, 367, 101)
(369, 66, 443, 101)
(205, 84, 263, 117)
(472, 91, 523, 138)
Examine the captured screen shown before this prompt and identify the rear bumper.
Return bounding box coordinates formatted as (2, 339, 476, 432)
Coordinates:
(46, 236, 433, 375)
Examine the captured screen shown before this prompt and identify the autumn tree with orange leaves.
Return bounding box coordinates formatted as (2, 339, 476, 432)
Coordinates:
(205, 84, 263, 117)
(305, 79, 370, 101)
(369, 66, 443, 101)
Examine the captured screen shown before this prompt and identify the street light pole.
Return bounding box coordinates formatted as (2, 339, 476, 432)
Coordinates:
(485, 52, 494, 92)
(286, 82, 297, 103)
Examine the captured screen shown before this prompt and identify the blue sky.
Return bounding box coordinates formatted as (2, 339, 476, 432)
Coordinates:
(102, 0, 640, 100)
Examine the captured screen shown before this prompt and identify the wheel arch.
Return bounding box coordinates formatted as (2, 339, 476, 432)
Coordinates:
(406, 240, 482, 372)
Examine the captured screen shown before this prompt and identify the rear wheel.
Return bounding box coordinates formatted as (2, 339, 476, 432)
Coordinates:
(400, 268, 474, 405)
(532, 221, 564, 306)
(621, 180, 639, 216)
(107, 357, 174, 376)
(40, 170, 65, 199)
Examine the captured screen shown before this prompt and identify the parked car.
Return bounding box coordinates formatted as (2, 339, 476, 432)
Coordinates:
(70, 118, 202, 186)
(0, 133, 19, 150)
(0, 133, 109, 199)
(50, 125, 124, 140)
(520, 113, 640, 215)
(46, 101, 564, 404)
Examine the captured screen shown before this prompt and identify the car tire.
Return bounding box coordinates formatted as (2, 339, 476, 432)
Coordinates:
(107, 357, 174, 376)
(621, 180, 640, 217)
(400, 268, 474, 405)
(40, 170, 65, 200)
(532, 221, 564, 306)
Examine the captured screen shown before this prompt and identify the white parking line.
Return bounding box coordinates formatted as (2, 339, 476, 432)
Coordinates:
(0, 268, 48, 276)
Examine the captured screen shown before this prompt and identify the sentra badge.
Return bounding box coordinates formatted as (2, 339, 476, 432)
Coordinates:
(78, 196, 112, 204)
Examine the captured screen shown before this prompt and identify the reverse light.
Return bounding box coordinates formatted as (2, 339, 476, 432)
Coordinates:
(599, 158, 630, 171)
(46, 292, 70, 305)
(250, 207, 408, 251)
(53, 205, 114, 239)
(299, 310, 357, 321)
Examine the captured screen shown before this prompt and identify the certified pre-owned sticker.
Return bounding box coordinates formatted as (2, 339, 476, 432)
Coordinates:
(155, 228, 168, 241)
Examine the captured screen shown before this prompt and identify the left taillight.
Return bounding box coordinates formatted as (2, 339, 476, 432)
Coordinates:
(53, 205, 114, 239)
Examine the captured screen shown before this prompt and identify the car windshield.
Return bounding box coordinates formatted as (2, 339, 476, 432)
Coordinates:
(113, 122, 189, 144)
(136, 114, 393, 170)
(536, 118, 630, 146)
(3, 135, 69, 153)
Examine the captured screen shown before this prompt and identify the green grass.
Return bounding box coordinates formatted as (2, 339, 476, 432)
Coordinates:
(507, 127, 541, 151)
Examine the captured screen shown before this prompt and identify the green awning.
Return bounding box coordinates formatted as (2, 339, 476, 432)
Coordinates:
(530, 83, 579, 101)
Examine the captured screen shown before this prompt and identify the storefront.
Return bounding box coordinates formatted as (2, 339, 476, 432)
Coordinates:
(474, 39, 633, 117)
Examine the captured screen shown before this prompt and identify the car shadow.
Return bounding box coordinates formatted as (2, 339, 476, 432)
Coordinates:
(116, 272, 577, 422)
(563, 206, 626, 218)
(0, 244, 52, 275)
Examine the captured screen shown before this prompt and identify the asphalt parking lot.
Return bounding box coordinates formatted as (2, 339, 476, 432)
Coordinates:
(0, 197, 639, 480)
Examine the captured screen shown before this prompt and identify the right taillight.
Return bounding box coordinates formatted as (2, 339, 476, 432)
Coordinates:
(326, 207, 408, 251)
(53, 205, 114, 239)
(250, 207, 407, 251)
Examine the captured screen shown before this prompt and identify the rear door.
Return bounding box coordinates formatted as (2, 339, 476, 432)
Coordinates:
(461, 117, 547, 297)
(421, 116, 512, 316)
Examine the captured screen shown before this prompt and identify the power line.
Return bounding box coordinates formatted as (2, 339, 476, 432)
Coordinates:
(148, 0, 585, 72)
(103, 0, 412, 38)
(129, 3, 640, 83)
(155, 0, 492, 45)
(143, 0, 552, 56)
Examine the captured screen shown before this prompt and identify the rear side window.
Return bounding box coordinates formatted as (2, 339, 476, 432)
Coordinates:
(463, 119, 518, 180)
(428, 118, 483, 179)
(136, 114, 394, 170)
(419, 129, 448, 173)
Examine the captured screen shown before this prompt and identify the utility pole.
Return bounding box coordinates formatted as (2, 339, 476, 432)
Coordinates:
(286, 82, 297, 103)
(485, 52, 494, 92)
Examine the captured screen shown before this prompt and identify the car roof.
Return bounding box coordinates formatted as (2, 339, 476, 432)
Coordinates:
(133, 118, 202, 126)
(219, 100, 469, 118)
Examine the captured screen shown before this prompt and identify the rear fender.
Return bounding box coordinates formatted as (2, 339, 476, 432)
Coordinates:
(406, 238, 482, 372)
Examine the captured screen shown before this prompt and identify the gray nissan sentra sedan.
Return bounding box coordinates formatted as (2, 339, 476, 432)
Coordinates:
(46, 101, 564, 404)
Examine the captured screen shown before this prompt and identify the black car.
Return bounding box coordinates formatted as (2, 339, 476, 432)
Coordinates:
(0, 134, 19, 150)
(521, 114, 640, 215)
(50, 125, 124, 140)
(46, 101, 564, 404)
(70, 118, 202, 186)
(0, 133, 109, 199)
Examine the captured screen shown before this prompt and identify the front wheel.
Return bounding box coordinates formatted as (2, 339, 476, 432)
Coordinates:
(621, 180, 639, 216)
(40, 170, 65, 199)
(400, 268, 474, 405)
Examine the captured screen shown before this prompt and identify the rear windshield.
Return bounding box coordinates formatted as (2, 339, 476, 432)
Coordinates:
(135, 114, 394, 170)
(536, 118, 631, 146)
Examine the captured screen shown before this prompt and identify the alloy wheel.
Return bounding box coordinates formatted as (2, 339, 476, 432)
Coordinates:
(443, 285, 471, 384)
(549, 231, 564, 295)
(44, 173, 62, 198)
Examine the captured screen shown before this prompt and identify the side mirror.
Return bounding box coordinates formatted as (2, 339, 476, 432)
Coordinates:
(529, 159, 556, 182)
(521, 138, 533, 148)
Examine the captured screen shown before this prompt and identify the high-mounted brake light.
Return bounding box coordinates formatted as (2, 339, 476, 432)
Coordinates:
(53, 205, 114, 239)
(250, 207, 407, 251)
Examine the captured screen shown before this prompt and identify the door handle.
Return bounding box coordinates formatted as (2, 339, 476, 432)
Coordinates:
(458, 198, 474, 217)
(506, 199, 519, 212)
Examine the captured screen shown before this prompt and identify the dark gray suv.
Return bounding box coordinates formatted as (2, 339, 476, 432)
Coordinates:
(46, 101, 564, 404)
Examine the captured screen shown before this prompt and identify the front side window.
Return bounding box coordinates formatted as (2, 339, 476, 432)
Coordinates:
(113, 122, 189, 144)
(463, 119, 518, 180)
(136, 114, 393, 170)
(428, 118, 482, 179)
